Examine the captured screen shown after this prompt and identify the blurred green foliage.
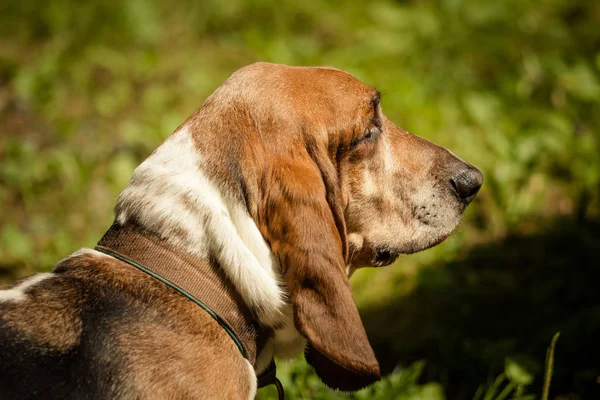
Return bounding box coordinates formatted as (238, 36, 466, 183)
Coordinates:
(1, 0, 599, 399)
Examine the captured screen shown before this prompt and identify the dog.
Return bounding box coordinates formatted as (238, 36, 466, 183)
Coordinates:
(0, 62, 482, 399)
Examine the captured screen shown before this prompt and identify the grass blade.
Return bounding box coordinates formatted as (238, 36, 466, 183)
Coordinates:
(541, 332, 560, 400)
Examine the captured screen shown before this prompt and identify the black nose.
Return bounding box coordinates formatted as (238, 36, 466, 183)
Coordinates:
(450, 167, 483, 203)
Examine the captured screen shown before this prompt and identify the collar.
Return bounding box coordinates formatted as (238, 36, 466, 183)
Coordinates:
(95, 222, 283, 396)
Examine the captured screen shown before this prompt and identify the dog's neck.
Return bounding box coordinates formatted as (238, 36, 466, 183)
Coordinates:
(114, 127, 286, 327)
(96, 222, 273, 366)
(111, 127, 307, 371)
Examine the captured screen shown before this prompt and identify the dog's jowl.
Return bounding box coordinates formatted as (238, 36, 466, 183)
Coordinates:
(0, 63, 482, 399)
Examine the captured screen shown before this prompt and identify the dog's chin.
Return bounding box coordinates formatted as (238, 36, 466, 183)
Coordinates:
(405, 230, 455, 255)
(370, 229, 456, 267)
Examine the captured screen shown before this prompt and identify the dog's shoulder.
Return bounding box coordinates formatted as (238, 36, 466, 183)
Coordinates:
(0, 248, 255, 399)
(0, 249, 136, 398)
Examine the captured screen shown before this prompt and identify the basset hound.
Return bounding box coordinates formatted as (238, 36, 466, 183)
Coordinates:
(0, 62, 482, 399)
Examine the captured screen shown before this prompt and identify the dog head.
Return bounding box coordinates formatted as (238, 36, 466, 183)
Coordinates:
(116, 62, 482, 391)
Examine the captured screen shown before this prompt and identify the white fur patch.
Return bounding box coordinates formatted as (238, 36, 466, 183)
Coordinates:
(245, 360, 258, 400)
(382, 135, 394, 174)
(69, 248, 113, 260)
(362, 169, 377, 197)
(256, 305, 307, 374)
(116, 127, 285, 325)
(0, 273, 55, 302)
(255, 342, 274, 375)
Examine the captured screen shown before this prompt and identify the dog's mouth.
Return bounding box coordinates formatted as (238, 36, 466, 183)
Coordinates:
(372, 249, 400, 267)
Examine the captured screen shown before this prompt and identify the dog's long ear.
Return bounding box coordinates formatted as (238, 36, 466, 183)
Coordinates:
(257, 137, 381, 391)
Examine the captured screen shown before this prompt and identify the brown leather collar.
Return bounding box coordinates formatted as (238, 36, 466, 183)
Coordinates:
(95, 222, 279, 390)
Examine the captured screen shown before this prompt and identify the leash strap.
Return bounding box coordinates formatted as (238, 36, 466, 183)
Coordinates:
(96, 223, 264, 361)
(96, 222, 283, 396)
(98, 246, 249, 356)
(257, 360, 285, 400)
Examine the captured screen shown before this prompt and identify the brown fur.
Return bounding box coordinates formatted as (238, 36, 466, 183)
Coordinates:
(0, 62, 482, 397)
(176, 63, 385, 389)
(180, 63, 480, 390)
(0, 251, 253, 399)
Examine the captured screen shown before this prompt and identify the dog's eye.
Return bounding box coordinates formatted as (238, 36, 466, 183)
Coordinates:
(354, 127, 381, 147)
(363, 128, 378, 141)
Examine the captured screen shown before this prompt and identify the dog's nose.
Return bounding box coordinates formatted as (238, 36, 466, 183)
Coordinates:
(450, 167, 483, 204)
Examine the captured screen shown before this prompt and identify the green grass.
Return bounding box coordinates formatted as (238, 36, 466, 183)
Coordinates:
(1, 0, 599, 398)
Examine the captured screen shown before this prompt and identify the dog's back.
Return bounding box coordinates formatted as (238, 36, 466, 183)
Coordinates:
(1, 255, 125, 398)
(0, 250, 255, 399)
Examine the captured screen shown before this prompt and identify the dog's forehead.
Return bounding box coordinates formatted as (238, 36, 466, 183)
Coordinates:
(232, 62, 376, 102)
